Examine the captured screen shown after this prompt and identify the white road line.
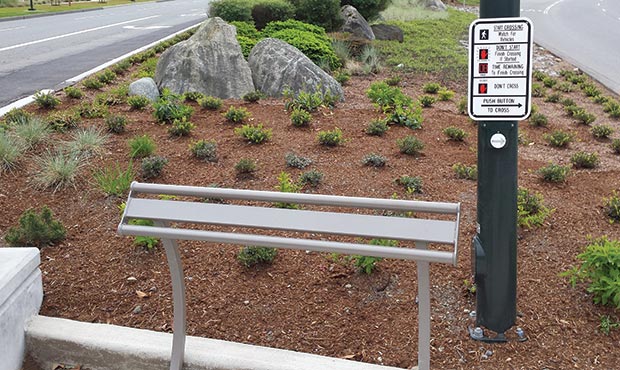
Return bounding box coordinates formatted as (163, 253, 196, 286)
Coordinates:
(544, 0, 566, 15)
(123, 25, 173, 30)
(602, 8, 607, 12)
(0, 15, 160, 52)
(0, 26, 26, 32)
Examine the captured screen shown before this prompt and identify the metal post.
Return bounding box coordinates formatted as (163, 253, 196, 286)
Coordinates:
(28, 0, 35, 11)
(155, 222, 187, 370)
(416, 242, 430, 370)
(474, 0, 520, 336)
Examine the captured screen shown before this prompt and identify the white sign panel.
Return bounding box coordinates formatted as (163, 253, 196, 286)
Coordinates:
(468, 18, 533, 121)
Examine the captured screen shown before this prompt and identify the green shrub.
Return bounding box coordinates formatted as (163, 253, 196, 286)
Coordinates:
(349, 238, 397, 274)
(422, 82, 441, 94)
(93, 161, 135, 197)
(82, 77, 104, 90)
(443, 126, 467, 141)
(564, 104, 581, 117)
(198, 96, 223, 110)
(317, 128, 344, 146)
(365, 119, 389, 136)
(283, 88, 336, 112)
(105, 115, 128, 134)
(366, 81, 412, 111)
(234, 123, 272, 143)
(235, 158, 257, 174)
(570, 151, 599, 169)
(592, 95, 611, 104)
(384, 75, 401, 87)
(13, 117, 50, 149)
(591, 124, 613, 139)
(542, 76, 557, 88)
(419, 95, 436, 108)
(612, 139, 620, 154)
(386, 105, 423, 129)
(237, 34, 259, 58)
(208, 0, 253, 21)
(223, 106, 251, 123)
(168, 118, 195, 137)
(299, 169, 323, 187)
(34, 91, 60, 109)
(274, 171, 301, 209)
(33, 149, 83, 191)
(66, 127, 108, 158)
(544, 92, 562, 103)
(77, 103, 108, 119)
(237, 246, 277, 267)
(97, 85, 128, 106)
(183, 91, 205, 102)
(581, 83, 601, 97)
(243, 90, 263, 103)
(603, 100, 620, 118)
(266, 28, 341, 70)
(359, 45, 381, 74)
(111, 59, 132, 74)
(605, 191, 620, 222)
(438, 89, 455, 101)
(0, 132, 26, 172)
(288, 0, 342, 31)
(397, 135, 424, 155)
(332, 39, 351, 66)
(531, 83, 545, 97)
(362, 153, 387, 167)
(452, 163, 477, 180)
(566, 73, 587, 85)
(97, 69, 117, 84)
(285, 152, 312, 169)
(560, 97, 575, 107)
(529, 112, 548, 127)
(46, 111, 80, 132)
(128, 135, 156, 158)
(562, 237, 620, 308)
(544, 130, 573, 148)
(4, 206, 66, 248)
(396, 175, 422, 193)
(334, 70, 351, 85)
(532, 70, 547, 81)
(290, 108, 312, 127)
(599, 315, 620, 335)
(2, 108, 31, 125)
(555, 82, 574, 93)
(190, 140, 218, 162)
(127, 95, 151, 110)
(141, 156, 168, 179)
(517, 187, 552, 228)
(457, 96, 467, 115)
(538, 163, 570, 183)
(153, 95, 193, 124)
(251, 0, 295, 29)
(64, 86, 83, 99)
(262, 18, 328, 37)
(231, 21, 261, 39)
(340, 0, 391, 21)
(574, 109, 596, 125)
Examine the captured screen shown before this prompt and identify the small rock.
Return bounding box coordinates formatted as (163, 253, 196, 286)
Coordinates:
(243, 300, 250, 305)
(344, 283, 352, 289)
(149, 286, 157, 292)
(127, 276, 137, 282)
(132, 305, 142, 314)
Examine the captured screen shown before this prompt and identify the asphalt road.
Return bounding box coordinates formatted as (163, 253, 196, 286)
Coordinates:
(521, 0, 620, 94)
(0, 0, 209, 108)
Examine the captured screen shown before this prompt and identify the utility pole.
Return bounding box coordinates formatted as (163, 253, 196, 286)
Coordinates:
(468, 0, 532, 341)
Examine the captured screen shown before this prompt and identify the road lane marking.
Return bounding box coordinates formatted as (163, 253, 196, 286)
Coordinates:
(0, 26, 26, 32)
(544, 0, 566, 15)
(0, 15, 160, 52)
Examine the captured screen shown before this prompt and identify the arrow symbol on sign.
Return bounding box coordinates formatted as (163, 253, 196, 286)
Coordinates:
(481, 103, 523, 108)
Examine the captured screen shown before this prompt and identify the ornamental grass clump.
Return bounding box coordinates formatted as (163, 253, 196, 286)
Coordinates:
(5, 206, 66, 248)
(397, 135, 424, 155)
(93, 161, 135, 197)
(65, 127, 108, 158)
(13, 117, 51, 149)
(128, 135, 156, 158)
(33, 149, 84, 191)
(0, 132, 26, 172)
(529, 112, 548, 127)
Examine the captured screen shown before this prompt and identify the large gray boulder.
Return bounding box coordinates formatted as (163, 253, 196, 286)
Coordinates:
(128, 77, 160, 102)
(424, 0, 447, 11)
(154, 17, 254, 99)
(340, 5, 375, 41)
(371, 24, 404, 43)
(248, 38, 344, 101)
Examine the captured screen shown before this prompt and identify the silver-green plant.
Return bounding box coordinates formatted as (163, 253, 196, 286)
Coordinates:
(0, 131, 26, 173)
(33, 149, 84, 191)
(65, 126, 109, 158)
(13, 116, 51, 149)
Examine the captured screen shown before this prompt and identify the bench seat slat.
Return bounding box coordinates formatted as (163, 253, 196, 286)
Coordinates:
(125, 198, 457, 245)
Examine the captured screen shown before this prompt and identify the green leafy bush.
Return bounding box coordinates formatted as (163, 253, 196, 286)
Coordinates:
(275, 171, 300, 209)
(97, 69, 117, 84)
(141, 156, 168, 179)
(128, 135, 156, 158)
(290, 108, 312, 127)
(285, 152, 312, 169)
(288, 0, 342, 31)
(224, 106, 251, 123)
(190, 140, 218, 162)
(562, 237, 620, 308)
(251, 0, 295, 29)
(538, 163, 570, 183)
(105, 115, 128, 134)
(605, 191, 620, 222)
(560, 97, 575, 107)
(544, 130, 573, 148)
(237, 34, 259, 58)
(532, 70, 547, 81)
(64, 86, 83, 99)
(209, 0, 253, 22)
(266, 28, 341, 70)
(238, 246, 278, 267)
(591, 124, 613, 139)
(529, 112, 548, 127)
(603, 100, 620, 118)
(4, 206, 66, 248)
(443, 126, 467, 141)
(235, 158, 257, 174)
(234, 123, 272, 143)
(366, 81, 412, 111)
(581, 83, 601, 97)
(386, 105, 423, 129)
(531, 83, 545, 97)
(93, 161, 135, 197)
(517, 187, 552, 228)
(46, 111, 80, 132)
(77, 103, 108, 119)
(199, 96, 223, 110)
(0, 132, 26, 173)
(397, 135, 424, 155)
(183, 91, 205, 102)
(419, 95, 436, 108)
(555, 82, 574, 93)
(396, 175, 422, 193)
(127, 95, 151, 110)
(574, 109, 596, 125)
(452, 163, 477, 180)
(340, 0, 391, 21)
(243, 90, 263, 103)
(2, 108, 31, 126)
(82, 77, 104, 90)
(34, 91, 60, 109)
(570, 151, 599, 169)
(299, 169, 323, 187)
(612, 139, 620, 154)
(456, 96, 467, 115)
(317, 128, 344, 146)
(153, 94, 193, 124)
(542, 76, 557, 88)
(422, 82, 441, 94)
(365, 119, 389, 136)
(111, 59, 132, 74)
(350, 239, 397, 274)
(438, 89, 455, 101)
(168, 118, 195, 137)
(283, 88, 336, 112)
(362, 153, 387, 167)
(334, 70, 351, 85)
(599, 315, 620, 335)
(544, 92, 562, 103)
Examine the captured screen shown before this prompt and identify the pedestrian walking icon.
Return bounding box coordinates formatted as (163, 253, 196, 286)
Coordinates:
(480, 29, 489, 40)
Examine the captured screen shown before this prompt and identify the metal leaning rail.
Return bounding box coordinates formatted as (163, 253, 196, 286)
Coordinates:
(117, 182, 461, 370)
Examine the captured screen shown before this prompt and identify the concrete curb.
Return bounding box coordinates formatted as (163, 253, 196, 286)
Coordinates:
(27, 315, 411, 370)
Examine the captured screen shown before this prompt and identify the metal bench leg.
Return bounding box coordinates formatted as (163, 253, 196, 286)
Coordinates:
(155, 222, 186, 370)
(417, 242, 430, 370)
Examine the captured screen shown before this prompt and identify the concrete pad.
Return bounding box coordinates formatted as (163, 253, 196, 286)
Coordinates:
(0, 248, 43, 370)
(26, 315, 410, 370)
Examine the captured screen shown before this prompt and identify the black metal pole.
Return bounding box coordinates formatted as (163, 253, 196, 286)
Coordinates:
(28, 0, 35, 11)
(474, 0, 520, 337)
